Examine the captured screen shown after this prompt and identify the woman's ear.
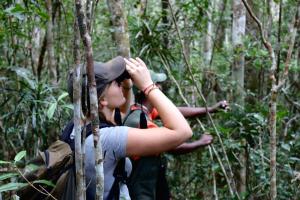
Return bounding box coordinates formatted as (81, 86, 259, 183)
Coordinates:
(99, 97, 108, 107)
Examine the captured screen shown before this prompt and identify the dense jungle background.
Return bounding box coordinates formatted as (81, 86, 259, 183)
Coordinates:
(0, 0, 300, 199)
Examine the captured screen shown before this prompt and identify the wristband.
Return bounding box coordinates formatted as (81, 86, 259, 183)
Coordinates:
(142, 83, 155, 94)
(145, 85, 159, 97)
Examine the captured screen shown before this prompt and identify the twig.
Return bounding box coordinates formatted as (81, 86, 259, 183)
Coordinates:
(283, 114, 300, 137)
(17, 168, 57, 200)
(211, 145, 234, 196)
(209, 146, 218, 200)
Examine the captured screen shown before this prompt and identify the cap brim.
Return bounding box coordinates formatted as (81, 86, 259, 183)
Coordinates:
(94, 56, 126, 83)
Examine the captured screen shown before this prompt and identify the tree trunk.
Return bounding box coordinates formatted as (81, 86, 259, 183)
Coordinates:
(161, 0, 169, 49)
(138, 0, 147, 17)
(232, 0, 246, 195)
(106, 0, 131, 57)
(30, 18, 41, 76)
(202, 0, 214, 100)
(203, 0, 213, 66)
(73, 17, 86, 200)
(75, 0, 104, 199)
(214, 0, 227, 50)
(183, 15, 191, 62)
(37, 35, 47, 80)
(86, 0, 92, 33)
(46, 0, 57, 84)
(232, 0, 246, 107)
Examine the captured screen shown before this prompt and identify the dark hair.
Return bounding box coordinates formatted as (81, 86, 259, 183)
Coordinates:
(134, 90, 146, 104)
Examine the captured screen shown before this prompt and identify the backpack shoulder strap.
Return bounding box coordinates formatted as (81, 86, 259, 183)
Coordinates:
(123, 105, 148, 129)
(106, 157, 126, 200)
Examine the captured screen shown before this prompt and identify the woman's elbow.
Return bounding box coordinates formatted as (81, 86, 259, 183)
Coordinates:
(179, 126, 193, 141)
(186, 127, 193, 139)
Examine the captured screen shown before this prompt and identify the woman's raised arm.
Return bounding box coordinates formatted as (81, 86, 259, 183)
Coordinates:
(124, 58, 192, 156)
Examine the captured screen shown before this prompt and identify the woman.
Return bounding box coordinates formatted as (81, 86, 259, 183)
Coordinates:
(67, 56, 192, 199)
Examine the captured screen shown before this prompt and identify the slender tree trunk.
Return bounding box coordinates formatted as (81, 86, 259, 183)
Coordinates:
(270, 5, 299, 199)
(73, 18, 86, 200)
(224, 27, 231, 50)
(183, 15, 191, 61)
(161, 0, 169, 49)
(37, 35, 47, 80)
(214, 0, 227, 50)
(86, 0, 92, 33)
(295, 33, 300, 83)
(139, 0, 147, 16)
(202, 0, 214, 99)
(107, 0, 131, 57)
(232, 0, 246, 195)
(203, 0, 213, 66)
(46, 0, 57, 84)
(30, 17, 41, 76)
(75, 0, 104, 199)
(275, 0, 283, 84)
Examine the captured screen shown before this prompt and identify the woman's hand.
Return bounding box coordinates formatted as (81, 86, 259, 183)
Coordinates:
(124, 57, 153, 91)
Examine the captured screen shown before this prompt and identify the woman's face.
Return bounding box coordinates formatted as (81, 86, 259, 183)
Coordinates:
(102, 81, 126, 109)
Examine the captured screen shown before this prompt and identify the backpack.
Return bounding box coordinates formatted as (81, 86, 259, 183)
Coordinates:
(17, 120, 90, 200)
(17, 139, 76, 200)
(123, 106, 170, 200)
(18, 111, 127, 200)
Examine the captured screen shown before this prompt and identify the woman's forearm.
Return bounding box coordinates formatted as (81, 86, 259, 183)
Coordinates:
(147, 89, 192, 138)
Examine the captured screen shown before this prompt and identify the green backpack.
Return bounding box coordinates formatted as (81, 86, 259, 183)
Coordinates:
(123, 108, 170, 200)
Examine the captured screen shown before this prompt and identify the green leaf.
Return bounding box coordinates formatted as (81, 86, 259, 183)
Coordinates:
(290, 157, 300, 162)
(57, 92, 69, 102)
(14, 150, 26, 162)
(281, 143, 290, 152)
(0, 182, 27, 193)
(62, 104, 74, 110)
(36, 10, 49, 20)
(12, 68, 36, 89)
(0, 160, 11, 165)
(25, 164, 39, 172)
(0, 173, 18, 181)
(47, 102, 57, 119)
(33, 180, 55, 187)
(252, 113, 265, 124)
(4, 4, 26, 20)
